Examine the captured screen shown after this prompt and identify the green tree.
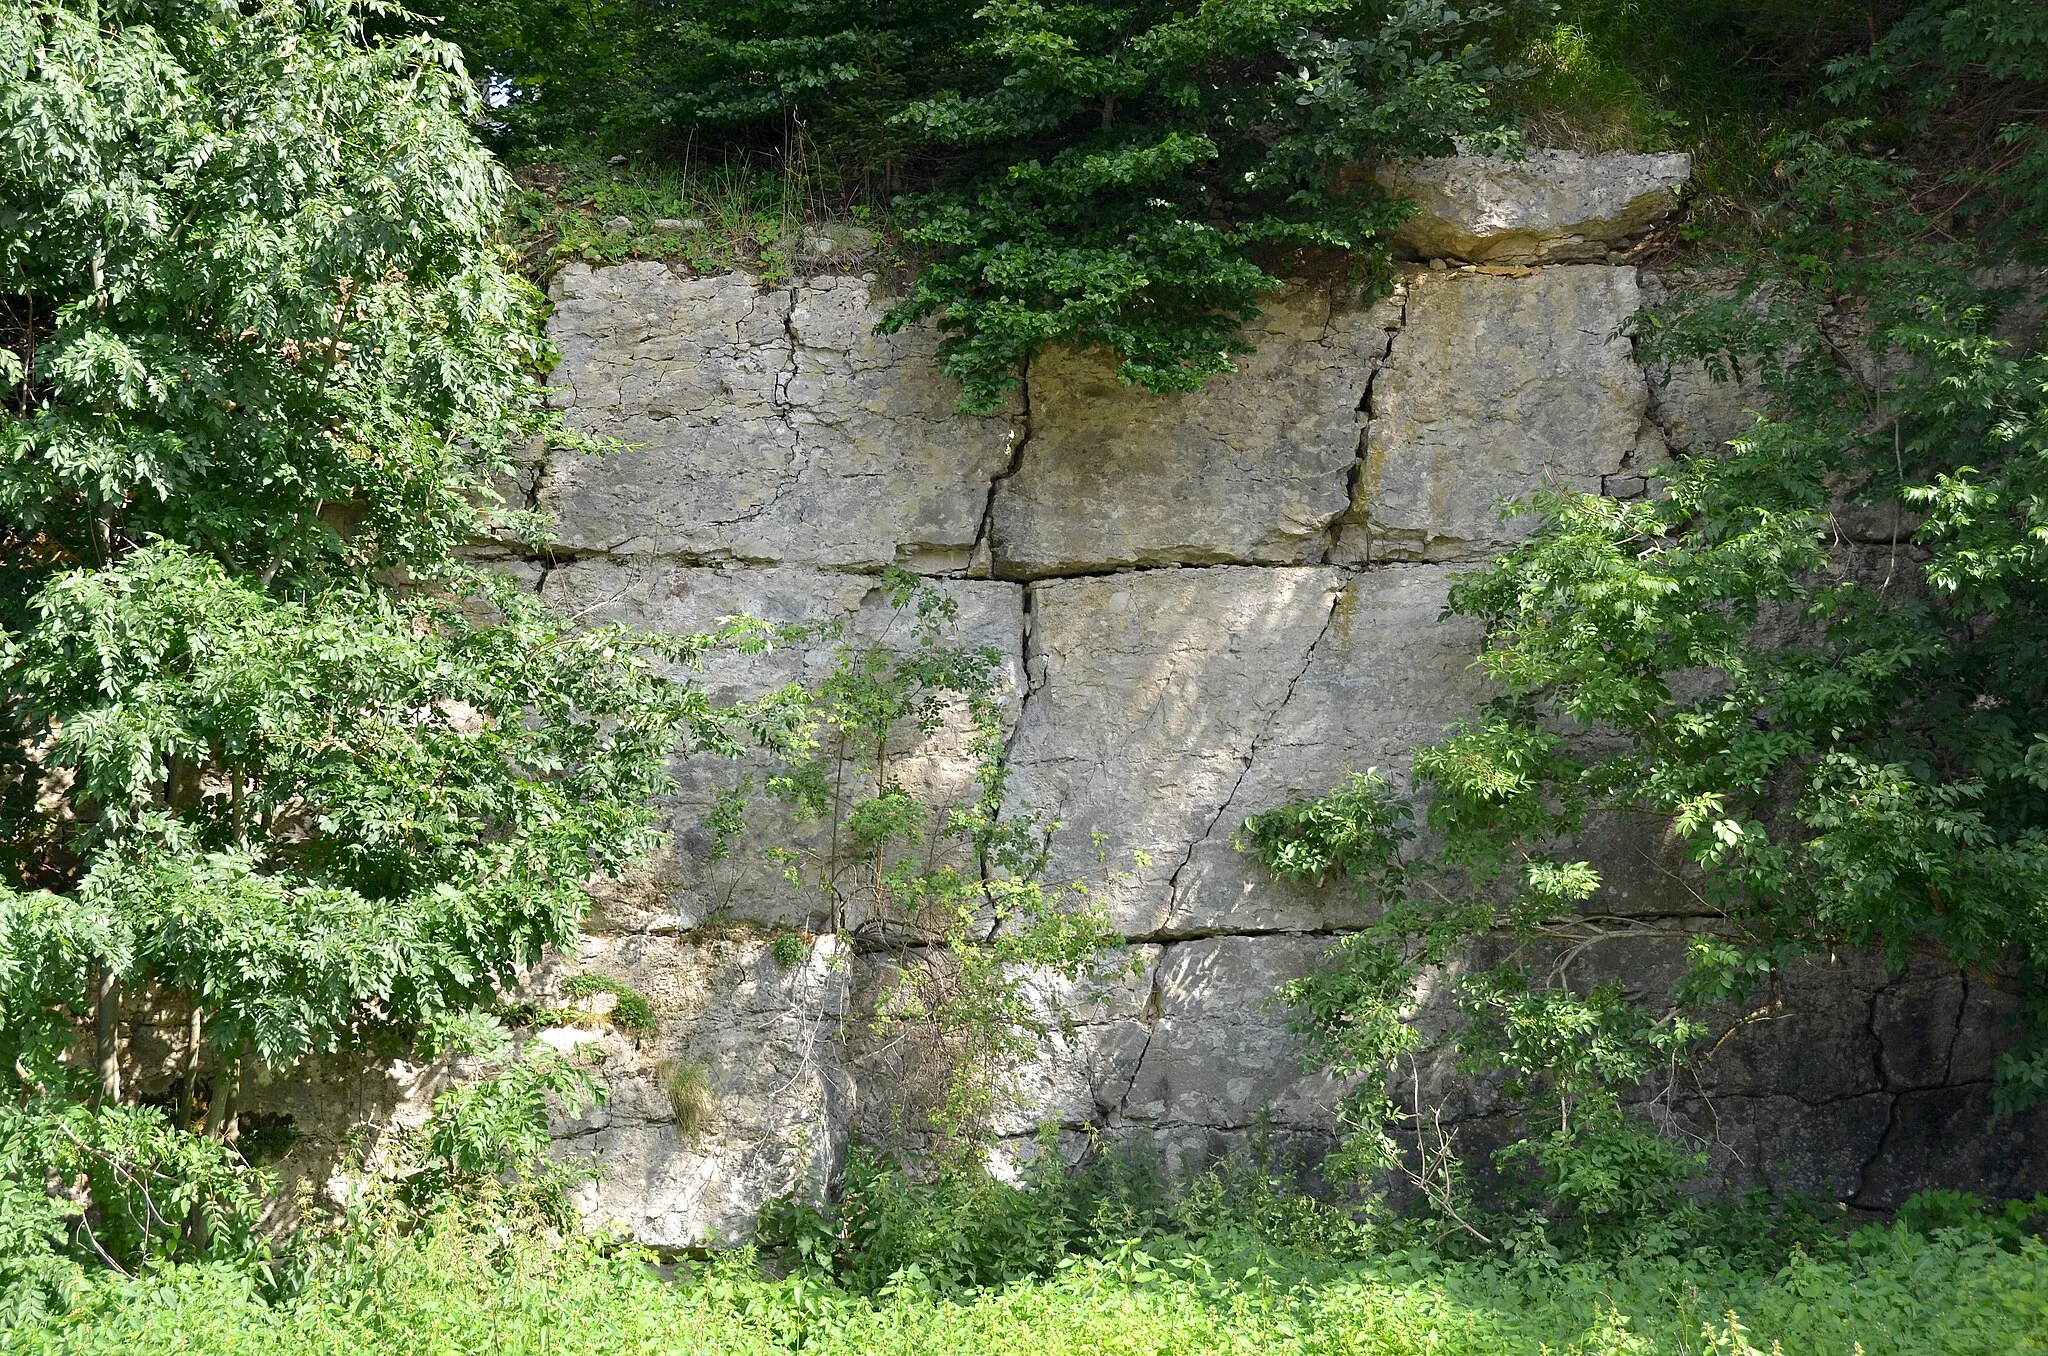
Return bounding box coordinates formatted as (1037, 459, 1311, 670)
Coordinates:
(881, 0, 1537, 411)
(0, 0, 788, 1283)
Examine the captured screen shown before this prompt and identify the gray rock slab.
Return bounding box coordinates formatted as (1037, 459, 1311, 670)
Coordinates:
(990, 287, 1400, 576)
(1335, 265, 1652, 563)
(1162, 565, 1491, 936)
(1113, 936, 1348, 1134)
(540, 557, 1024, 933)
(539, 265, 1015, 570)
(1003, 566, 1347, 937)
(995, 948, 1165, 1137)
(1377, 150, 1692, 263)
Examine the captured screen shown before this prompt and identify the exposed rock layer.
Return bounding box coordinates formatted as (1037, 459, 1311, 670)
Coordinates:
(228, 152, 2041, 1245)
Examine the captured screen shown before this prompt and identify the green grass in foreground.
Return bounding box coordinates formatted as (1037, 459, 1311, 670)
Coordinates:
(11, 1209, 2047, 1356)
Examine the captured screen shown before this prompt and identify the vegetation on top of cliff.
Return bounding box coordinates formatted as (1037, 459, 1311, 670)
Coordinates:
(431, 2, 1959, 402)
(439, 0, 1549, 411)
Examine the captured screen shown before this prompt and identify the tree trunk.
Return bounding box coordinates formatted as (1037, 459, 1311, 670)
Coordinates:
(204, 1046, 243, 1143)
(178, 1007, 205, 1131)
(91, 962, 121, 1105)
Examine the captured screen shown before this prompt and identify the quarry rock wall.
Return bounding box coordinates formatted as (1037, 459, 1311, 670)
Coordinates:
(228, 152, 2044, 1247)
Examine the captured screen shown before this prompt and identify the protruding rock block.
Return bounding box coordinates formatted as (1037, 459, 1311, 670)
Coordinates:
(1377, 149, 1691, 263)
(549, 933, 853, 1249)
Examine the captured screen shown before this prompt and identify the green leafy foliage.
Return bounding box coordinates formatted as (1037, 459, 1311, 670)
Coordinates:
(1442, 7, 2048, 1023)
(559, 974, 659, 1036)
(748, 569, 1125, 1145)
(881, 0, 1537, 411)
(14, 1171, 2048, 1353)
(418, 1046, 602, 1188)
(0, 0, 788, 1282)
(0, 0, 561, 584)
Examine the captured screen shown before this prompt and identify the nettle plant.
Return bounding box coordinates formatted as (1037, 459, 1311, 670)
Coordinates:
(1245, 0, 2048, 1231)
(735, 569, 1124, 1146)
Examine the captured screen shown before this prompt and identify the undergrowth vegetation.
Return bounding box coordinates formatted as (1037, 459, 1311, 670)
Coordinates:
(13, 1160, 2048, 1355)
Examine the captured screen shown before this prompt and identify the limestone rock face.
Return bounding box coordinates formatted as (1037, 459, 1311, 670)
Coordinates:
(1377, 150, 1692, 263)
(404, 146, 2048, 1244)
(539, 265, 1015, 572)
(1003, 566, 1347, 937)
(544, 934, 853, 1249)
(989, 288, 1399, 577)
(1335, 265, 1658, 562)
(1158, 565, 1491, 936)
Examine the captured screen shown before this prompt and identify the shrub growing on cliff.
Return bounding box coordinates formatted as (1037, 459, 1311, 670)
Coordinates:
(0, 0, 786, 1280)
(1247, 0, 2048, 1224)
(438, 1, 1544, 410)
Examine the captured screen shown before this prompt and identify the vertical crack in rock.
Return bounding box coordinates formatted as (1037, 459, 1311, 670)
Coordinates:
(1323, 290, 1407, 564)
(979, 585, 1040, 943)
(1002, 584, 1040, 768)
(1944, 972, 1969, 1083)
(771, 285, 807, 517)
(1157, 577, 1348, 930)
(1851, 979, 1901, 1204)
(1107, 963, 1165, 1125)
(970, 353, 1033, 577)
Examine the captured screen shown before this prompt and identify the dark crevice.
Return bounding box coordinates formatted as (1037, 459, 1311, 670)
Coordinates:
(969, 353, 1033, 577)
(1944, 972, 1969, 1083)
(1848, 980, 1901, 1205)
(1105, 965, 1164, 1125)
(1323, 290, 1406, 565)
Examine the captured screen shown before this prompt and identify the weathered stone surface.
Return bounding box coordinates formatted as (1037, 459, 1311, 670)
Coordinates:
(368, 145, 2046, 1237)
(1377, 150, 1691, 263)
(544, 933, 853, 1249)
(996, 949, 1165, 1140)
(539, 556, 1025, 933)
(1004, 566, 1347, 937)
(990, 288, 1400, 577)
(1638, 269, 1770, 455)
(1334, 265, 1656, 563)
(539, 266, 1015, 571)
(1122, 936, 1346, 1133)
(1162, 565, 1490, 936)
(1004, 936, 1350, 1178)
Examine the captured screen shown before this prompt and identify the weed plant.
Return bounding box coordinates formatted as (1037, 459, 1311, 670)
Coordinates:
(14, 1154, 2048, 1355)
